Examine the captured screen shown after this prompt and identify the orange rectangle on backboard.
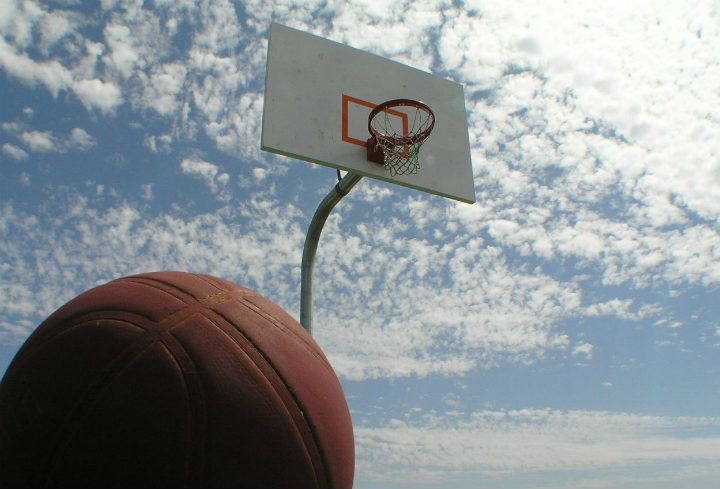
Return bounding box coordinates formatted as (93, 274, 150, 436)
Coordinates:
(341, 94, 408, 147)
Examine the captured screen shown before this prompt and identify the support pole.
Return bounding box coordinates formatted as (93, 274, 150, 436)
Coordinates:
(300, 172, 363, 335)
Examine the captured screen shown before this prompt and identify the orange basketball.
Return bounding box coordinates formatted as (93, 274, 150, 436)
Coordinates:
(0, 272, 354, 488)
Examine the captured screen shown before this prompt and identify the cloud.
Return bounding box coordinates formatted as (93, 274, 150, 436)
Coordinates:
(355, 180, 395, 204)
(0, 0, 43, 49)
(311, 206, 584, 379)
(37, 7, 79, 55)
(19, 130, 57, 152)
(0, 179, 621, 379)
(2, 144, 28, 161)
(355, 408, 720, 486)
(252, 168, 267, 182)
(0, 0, 718, 388)
(0, 37, 70, 96)
(139, 63, 187, 116)
(0, 194, 304, 341)
(68, 128, 96, 151)
(584, 298, 653, 320)
(140, 184, 154, 201)
(11, 128, 96, 154)
(72, 78, 122, 114)
(180, 157, 230, 200)
(145, 134, 173, 154)
(103, 22, 141, 79)
(0, 37, 122, 114)
(198, 89, 266, 160)
(572, 342, 594, 359)
(433, 1, 720, 293)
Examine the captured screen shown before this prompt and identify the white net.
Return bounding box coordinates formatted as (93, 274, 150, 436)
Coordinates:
(371, 137, 422, 176)
(368, 101, 434, 176)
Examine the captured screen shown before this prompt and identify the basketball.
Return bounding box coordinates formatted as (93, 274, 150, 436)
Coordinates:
(0, 272, 354, 488)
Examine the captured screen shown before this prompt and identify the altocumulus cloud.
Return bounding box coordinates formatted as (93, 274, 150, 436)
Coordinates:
(355, 409, 720, 486)
(1, 2, 719, 488)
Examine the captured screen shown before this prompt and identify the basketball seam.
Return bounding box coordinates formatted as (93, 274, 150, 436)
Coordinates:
(40, 312, 206, 487)
(194, 274, 334, 371)
(123, 274, 335, 373)
(42, 329, 169, 487)
(4, 274, 348, 489)
(199, 306, 330, 489)
(236, 295, 333, 371)
(0, 316, 147, 388)
(131, 274, 332, 489)
(191, 274, 339, 489)
(157, 316, 208, 488)
(22, 279, 193, 360)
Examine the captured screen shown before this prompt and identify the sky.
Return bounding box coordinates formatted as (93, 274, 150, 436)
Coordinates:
(1, 0, 720, 488)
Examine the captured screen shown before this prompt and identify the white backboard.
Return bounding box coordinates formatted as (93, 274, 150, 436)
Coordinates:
(261, 23, 476, 204)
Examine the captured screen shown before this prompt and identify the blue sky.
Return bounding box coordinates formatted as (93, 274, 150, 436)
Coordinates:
(2, 1, 720, 488)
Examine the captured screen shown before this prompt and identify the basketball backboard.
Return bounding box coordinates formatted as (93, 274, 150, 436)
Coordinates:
(261, 23, 476, 204)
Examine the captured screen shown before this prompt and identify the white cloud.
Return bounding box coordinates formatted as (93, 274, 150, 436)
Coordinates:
(355, 180, 395, 204)
(140, 62, 187, 116)
(141, 184, 154, 200)
(37, 8, 78, 54)
(72, 39, 105, 80)
(572, 342, 594, 359)
(0, 195, 304, 340)
(13, 128, 96, 154)
(0, 181, 613, 379)
(355, 408, 720, 486)
(2, 143, 28, 161)
(441, 393, 461, 408)
(0, 37, 71, 97)
(0, 37, 122, 114)
(103, 22, 140, 79)
(433, 0, 720, 295)
(0, 1, 19, 37)
(199, 89, 265, 160)
(0, 0, 718, 404)
(584, 299, 645, 320)
(0, 0, 44, 48)
(68, 128, 96, 150)
(145, 134, 172, 153)
(19, 130, 57, 152)
(252, 168, 267, 181)
(180, 157, 230, 199)
(72, 78, 122, 114)
(312, 210, 584, 379)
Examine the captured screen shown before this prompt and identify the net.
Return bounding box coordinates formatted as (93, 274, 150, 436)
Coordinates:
(368, 100, 434, 176)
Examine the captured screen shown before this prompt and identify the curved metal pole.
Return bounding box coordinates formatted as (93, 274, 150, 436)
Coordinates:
(300, 172, 363, 335)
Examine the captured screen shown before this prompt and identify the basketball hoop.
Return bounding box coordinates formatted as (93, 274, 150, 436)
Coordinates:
(367, 99, 435, 176)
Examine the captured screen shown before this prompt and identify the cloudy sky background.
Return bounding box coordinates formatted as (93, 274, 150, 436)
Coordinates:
(1, 0, 720, 487)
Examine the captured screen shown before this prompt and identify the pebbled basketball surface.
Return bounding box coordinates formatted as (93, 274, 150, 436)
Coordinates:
(0, 272, 354, 489)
